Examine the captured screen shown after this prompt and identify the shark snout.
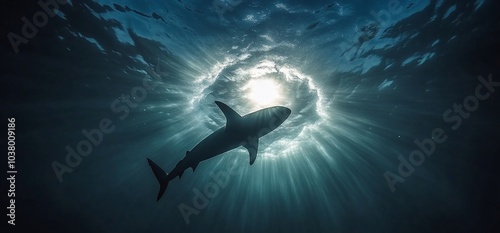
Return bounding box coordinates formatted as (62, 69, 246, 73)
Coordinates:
(284, 107, 291, 117)
(278, 106, 291, 119)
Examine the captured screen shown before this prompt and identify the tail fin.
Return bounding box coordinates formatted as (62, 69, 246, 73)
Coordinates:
(147, 158, 169, 201)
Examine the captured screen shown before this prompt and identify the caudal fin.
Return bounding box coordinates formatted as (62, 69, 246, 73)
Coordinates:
(147, 158, 169, 201)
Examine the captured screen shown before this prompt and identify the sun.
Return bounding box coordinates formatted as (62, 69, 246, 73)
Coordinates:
(244, 78, 282, 107)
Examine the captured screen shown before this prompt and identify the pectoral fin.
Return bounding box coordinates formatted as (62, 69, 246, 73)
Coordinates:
(243, 137, 259, 165)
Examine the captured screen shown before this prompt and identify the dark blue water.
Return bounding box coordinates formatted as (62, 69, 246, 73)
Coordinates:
(2, 0, 500, 232)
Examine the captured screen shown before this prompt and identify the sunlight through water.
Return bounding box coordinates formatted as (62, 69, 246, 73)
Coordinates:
(18, 1, 499, 232)
(243, 78, 283, 108)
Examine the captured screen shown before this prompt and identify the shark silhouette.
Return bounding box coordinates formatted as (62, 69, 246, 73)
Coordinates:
(147, 101, 291, 201)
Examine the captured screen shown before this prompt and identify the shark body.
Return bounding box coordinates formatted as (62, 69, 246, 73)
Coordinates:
(147, 101, 291, 201)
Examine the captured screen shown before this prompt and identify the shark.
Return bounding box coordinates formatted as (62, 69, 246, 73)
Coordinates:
(147, 101, 291, 201)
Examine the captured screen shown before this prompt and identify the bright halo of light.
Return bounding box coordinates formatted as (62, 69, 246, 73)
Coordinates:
(244, 78, 282, 107)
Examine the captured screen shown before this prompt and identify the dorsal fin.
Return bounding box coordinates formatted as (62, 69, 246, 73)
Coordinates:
(215, 101, 242, 130)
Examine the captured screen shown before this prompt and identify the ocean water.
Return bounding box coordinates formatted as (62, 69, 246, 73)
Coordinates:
(2, 0, 500, 232)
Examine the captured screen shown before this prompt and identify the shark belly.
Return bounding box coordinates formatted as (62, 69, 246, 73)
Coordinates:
(187, 127, 243, 162)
